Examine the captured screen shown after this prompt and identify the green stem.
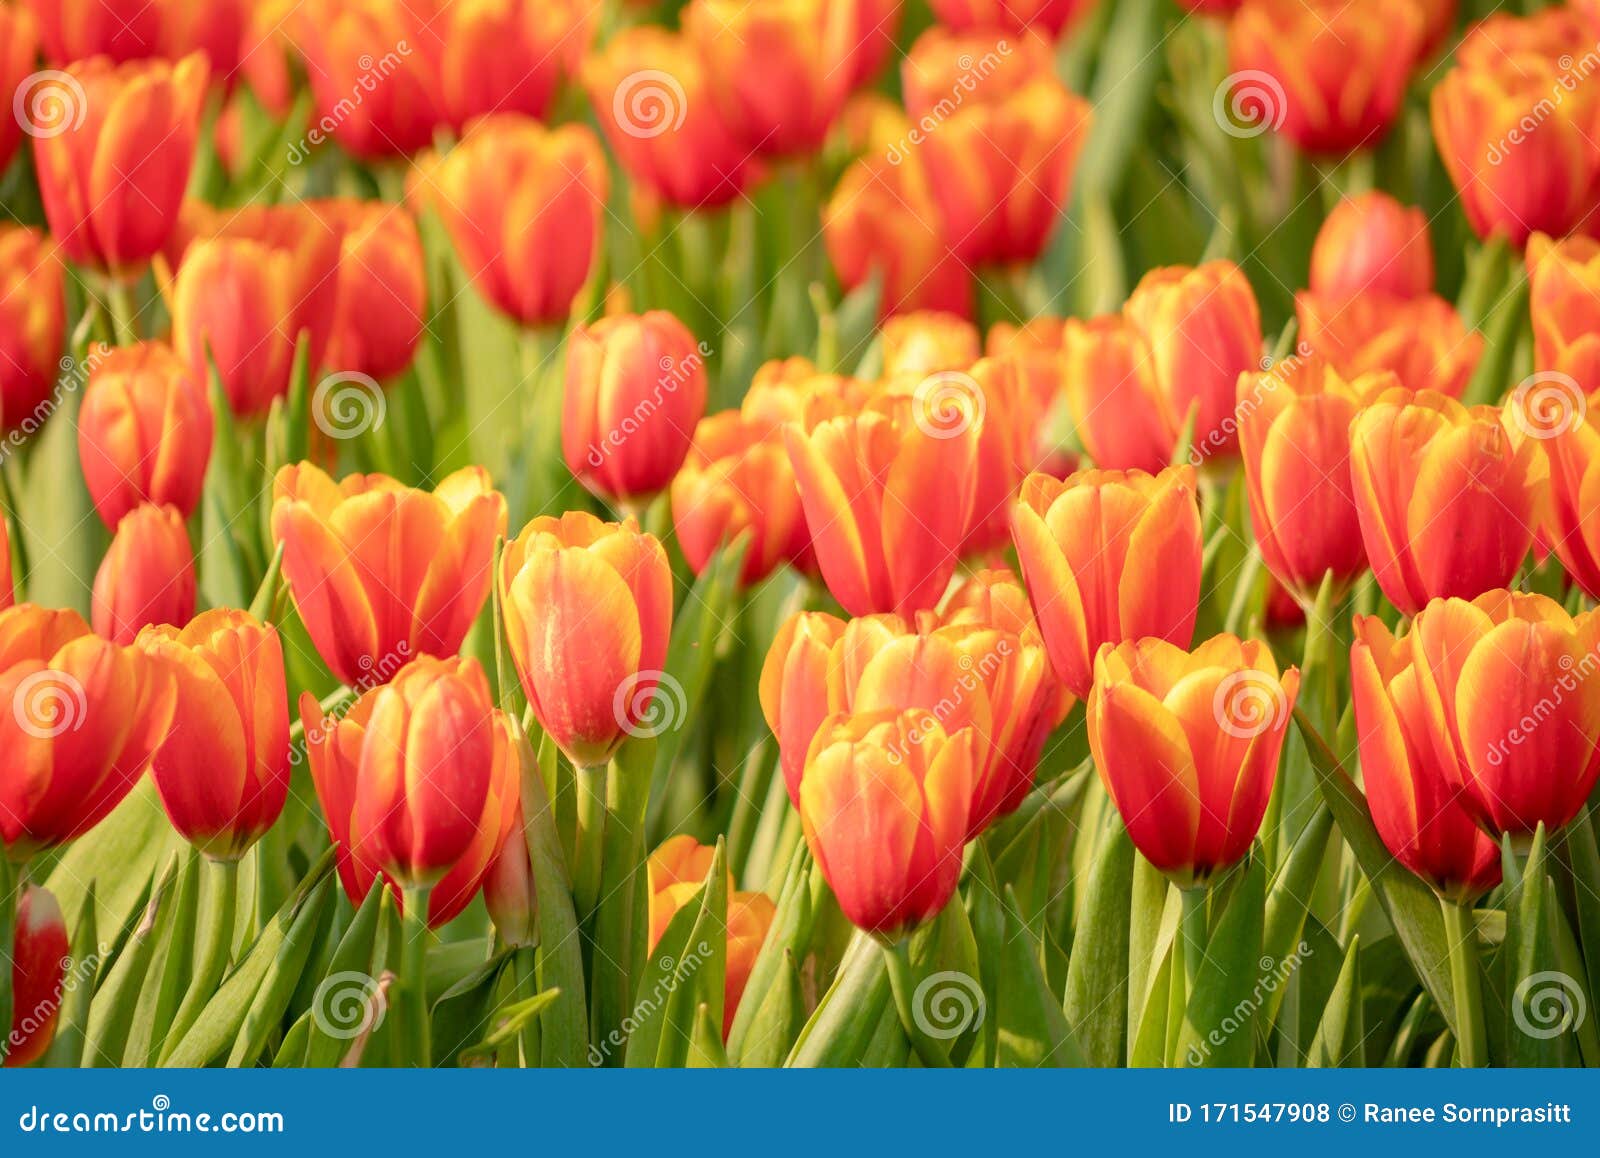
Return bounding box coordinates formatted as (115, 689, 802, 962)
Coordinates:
(883, 938, 952, 1068)
(0, 854, 16, 1056)
(572, 762, 607, 919)
(1441, 898, 1487, 1068)
(1181, 885, 1209, 997)
(400, 884, 434, 1068)
(586, 740, 654, 1062)
(158, 857, 237, 1063)
(102, 278, 139, 346)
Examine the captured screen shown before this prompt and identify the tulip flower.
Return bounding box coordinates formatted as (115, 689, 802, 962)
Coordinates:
(301, 656, 521, 926)
(1236, 356, 1392, 604)
(161, 0, 249, 80)
(0, 226, 65, 432)
(499, 511, 674, 768)
(78, 342, 212, 528)
(0, 6, 37, 176)
(986, 316, 1066, 433)
(1310, 192, 1434, 301)
(1124, 261, 1261, 458)
(432, 0, 595, 130)
(1060, 316, 1177, 473)
(1350, 615, 1503, 901)
(799, 708, 976, 936)
(31, 54, 208, 273)
(1088, 635, 1300, 886)
(1296, 292, 1482, 398)
(844, 0, 902, 86)
(22, 0, 161, 63)
(682, 0, 854, 157)
(564, 312, 709, 505)
(1527, 233, 1600, 390)
(484, 811, 535, 947)
(91, 504, 196, 645)
(4, 886, 68, 1069)
(1531, 382, 1600, 598)
(784, 404, 978, 616)
(1011, 466, 1203, 698)
(0, 604, 175, 858)
(925, 0, 1093, 36)
(271, 464, 507, 688)
(425, 117, 608, 329)
(1227, 0, 1422, 155)
(760, 611, 847, 804)
(1404, 591, 1600, 840)
(167, 203, 343, 415)
(880, 312, 980, 378)
(136, 609, 289, 861)
(313, 200, 427, 383)
(1348, 389, 1539, 615)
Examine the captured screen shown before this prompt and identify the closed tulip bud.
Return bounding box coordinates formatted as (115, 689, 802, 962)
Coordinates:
(584, 27, 759, 210)
(925, 0, 1092, 36)
(880, 312, 980, 378)
(1125, 261, 1261, 457)
(435, 0, 594, 130)
(1310, 192, 1434, 300)
(1228, 0, 1421, 154)
(168, 204, 343, 415)
(0, 6, 37, 176)
(1089, 635, 1299, 887)
(1405, 591, 1600, 840)
(22, 0, 160, 63)
(78, 342, 212, 528)
(426, 117, 608, 329)
(671, 413, 808, 587)
(1349, 389, 1539, 615)
(0, 604, 176, 857)
(785, 405, 978, 615)
(302, 657, 521, 924)
(761, 611, 848, 804)
(92, 504, 195, 645)
(294, 0, 443, 158)
(4, 886, 68, 1069)
(484, 809, 536, 947)
(1350, 616, 1502, 901)
(0, 226, 65, 433)
(1011, 466, 1203, 698)
(313, 200, 427, 383)
(272, 464, 507, 688)
(1527, 234, 1600, 388)
(563, 312, 709, 504)
(1237, 356, 1390, 604)
(30, 54, 207, 273)
(683, 0, 855, 157)
(500, 512, 673, 768)
(1060, 316, 1177, 473)
(800, 709, 976, 936)
(1296, 292, 1482, 399)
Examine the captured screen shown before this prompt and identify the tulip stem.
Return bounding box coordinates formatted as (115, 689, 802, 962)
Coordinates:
(102, 278, 139, 345)
(400, 885, 434, 1068)
(1441, 898, 1487, 1068)
(883, 939, 952, 1068)
(159, 857, 237, 1064)
(0, 854, 15, 1053)
(1181, 886, 1210, 996)
(587, 742, 654, 1062)
(572, 763, 607, 919)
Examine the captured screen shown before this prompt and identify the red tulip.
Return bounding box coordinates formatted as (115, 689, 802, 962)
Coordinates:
(4, 886, 68, 1068)
(91, 504, 195, 645)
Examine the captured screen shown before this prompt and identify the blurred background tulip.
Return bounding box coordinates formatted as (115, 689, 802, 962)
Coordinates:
(1296, 292, 1483, 398)
(91, 503, 195, 645)
(1527, 233, 1600, 390)
(880, 311, 979, 378)
(0, 5, 38, 175)
(925, 0, 1094, 37)
(314, 200, 428, 383)
(0, 226, 65, 432)
(4, 885, 68, 1069)
(1532, 382, 1600, 597)
(23, 0, 161, 63)
(1310, 192, 1435, 301)
(1060, 315, 1175, 473)
(760, 611, 846, 804)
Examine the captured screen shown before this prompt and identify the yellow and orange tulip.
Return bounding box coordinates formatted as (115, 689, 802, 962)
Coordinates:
(91, 503, 195, 645)
(1310, 192, 1434, 301)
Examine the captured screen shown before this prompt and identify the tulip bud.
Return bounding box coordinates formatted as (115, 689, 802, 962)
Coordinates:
(1310, 192, 1434, 300)
(800, 709, 976, 936)
(1527, 233, 1600, 390)
(880, 311, 980, 378)
(1124, 261, 1261, 457)
(137, 609, 290, 861)
(4, 886, 68, 1069)
(272, 464, 507, 688)
(1348, 389, 1539, 615)
(0, 604, 176, 857)
(22, 0, 160, 62)
(78, 342, 212, 528)
(484, 810, 536, 948)
(0, 226, 65, 434)
(0, 6, 38, 176)
(761, 611, 848, 804)
(1011, 466, 1203, 698)
(1090, 635, 1299, 886)
(1060, 316, 1176, 473)
(1296, 292, 1482, 398)
(92, 504, 196, 646)
(313, 199, 427, 383)
(563, 312, 709, 505)
(499, 512, 674, 768)
(1350, 616, 1502, 902)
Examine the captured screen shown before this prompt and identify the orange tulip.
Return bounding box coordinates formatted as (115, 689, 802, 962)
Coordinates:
(424, 116, 608, 329)
(1350, 615, 1503, 901)
(313, 199, 427, 382)
(431, 0, 594, 130)
(760, 611, 847, 803)
(1532, 382, 1600, 598)
(800, 708, 976, 936)
(1348, 389, 1539, 615)
(1296, 291, 1483, 398)
(880, 312, 980, 378)
(301, 656, 520, 924)
(136, 609, 289, 861)
(1527, 233, 1600, 390)
(271, 464, 506, 687)
(167, 203, 343, 415)
(1310, 192, 1434, 300)
(1088, 635, 1299, 886)
(499, 512, 674, 768)
(1236, 355, 1390, 603)
(1401, 591, 1600, 840)
(784, 404, 978, 615)
(986, 315, 1067, 433)
(4, 886, 68, 1069)
(0, 226, 66, 433)
(844, 0, 902, 86)
(484, 808, 536, 947)
(0, 6, 38, 176)
(161, 0, 249, 81)
(1227, 0, 1422, 155)
(1011, 466, 1203, 698)
(91, 504, 195, 645)
(743, 360, 873, 435)
(1124, 261, 1261, 457)
(30, 54, 208, 273)
(22, 0, 161, 63)
(1061, 315, 1176, 473)
(78, 342, 212, 528)
(925, 0, 1093, 36)
(563, 312, 709, 504)
(0, 604, 175, 858)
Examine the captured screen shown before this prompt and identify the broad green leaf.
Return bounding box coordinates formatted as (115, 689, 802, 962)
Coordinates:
(727, 845, 814, 1063)
(82, 856, 179, 1067)
(123, 849, 200, 1065)
(1175, 858, 1266, 1067)
(1305, 935, 1363, 1067)
(1063, 818, 1133, 1065)
(995, 886, 1081, 1068)
(227, 881, 335, 1066)
(302, 882, 389, 1068)
(786, 930, 894, 1067)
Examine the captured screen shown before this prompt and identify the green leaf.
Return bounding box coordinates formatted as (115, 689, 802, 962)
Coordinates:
(458, 989, 563, 1064)
(46, 779, 181, 944)
(1063, 818, 1133, 1065)
(687, 1001, 730, 1069)
(1260, 804, 1333, 1033)
(227, 880, 335, 1066)
(1175, 858, 1266, 1067)
(82, 855, 180, 1067)
(786, 930, 895, 1067)
(42, 882, 98, 1067)
(1305, 935, 1363, 1067)
(1505, 828, 1580, 1067)
(727, 845, 814, 1063)
(302, 882, 389, 1068)
(123, 848, 200, 1065)
(995, 885, 1081, 1068)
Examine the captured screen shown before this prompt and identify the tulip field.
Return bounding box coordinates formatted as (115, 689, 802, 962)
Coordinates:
(6, 0, 1600, 1081)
